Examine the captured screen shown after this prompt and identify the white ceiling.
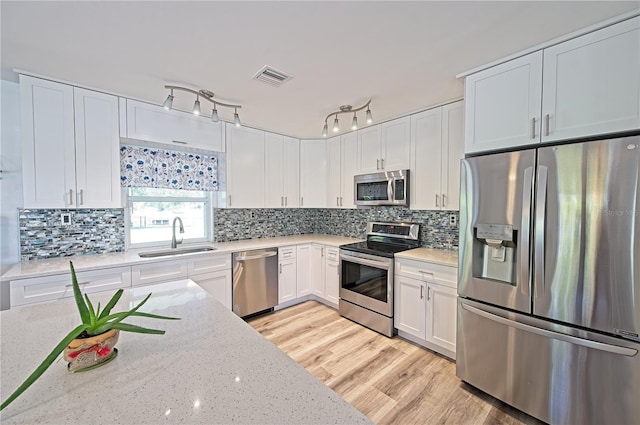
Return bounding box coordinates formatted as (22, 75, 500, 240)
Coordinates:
(2, 1, 638, 139)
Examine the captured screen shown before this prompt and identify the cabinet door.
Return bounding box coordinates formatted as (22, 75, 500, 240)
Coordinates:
(394, 275, 426, 339)
(73, 88, 121, 208)
(283, 136, 300, 208)
(226, 124, 265, 208)
(425, 283, 457, 355)
(278, 258, 297, 304)
(340, 132, 358, 209)
(265, 132, 284, 207)
(310, 244, 325, 297)
(464, 51, 543, 153)
(20, 75, 76, 208)
(125, 99, 225, 152)
(541, 17, 640, 143)
(357, 125, 381, 173)
(299, 140, 327, 208)
(191, 270, 232, 309)
(296, 244, 311, 297)
(411, 107, 442, 210)
(441, 101, 464, 211)
(324, 258, 340, 306)
(131, 260, 189, 287)
(380, 116, 411, 171)
(326, 136, 342, 208)
(10, 266, 131, 307)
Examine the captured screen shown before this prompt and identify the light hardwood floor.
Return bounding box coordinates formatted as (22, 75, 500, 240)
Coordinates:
(248, 301, 545, 425)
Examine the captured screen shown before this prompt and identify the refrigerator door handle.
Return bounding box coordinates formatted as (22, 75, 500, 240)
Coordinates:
(461, 303, 638, 356)
(534, 165, 548, 299)
(520, 166, 534, 297)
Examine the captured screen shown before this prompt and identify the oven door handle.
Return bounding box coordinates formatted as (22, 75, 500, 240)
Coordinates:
(340, 253, 392, 270)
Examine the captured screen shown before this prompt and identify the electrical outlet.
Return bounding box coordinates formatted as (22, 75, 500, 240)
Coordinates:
(250, 211, 256, 219)
(449, 214, 457, 226)
(61, 213, 72, 226)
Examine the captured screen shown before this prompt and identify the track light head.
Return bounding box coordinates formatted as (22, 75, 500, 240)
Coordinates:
(351, 113, 358, 130)
(211, 106, 219, 123)
(366, 107, 373, 124)
(322, 122, 328, 137)
(333, 115, 339, 133)
(234, 108, 241, 127)
(193, 97, 201, 115)
(163, 92, 174, 110)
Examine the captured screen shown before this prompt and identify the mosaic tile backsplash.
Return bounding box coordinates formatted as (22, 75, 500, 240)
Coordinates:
(19, 209, 125, 261)
(19, 207, 458, 261)
(214, 207, 459, 251)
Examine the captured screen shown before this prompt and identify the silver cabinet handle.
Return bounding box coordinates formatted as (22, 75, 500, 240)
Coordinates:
(321, 247, 324, 257)
(336, 196, 339, 207)
(534, 166, 548, 299)
(340, 197, 343, 207)
(427, 287, 431, 300)
(229, 195, 232, 207)
(376, 159, 380, 170)
(531, 117, 536, 139)
(520, 167, 534, 298)
(279, 263, 282, 274)
(544, 114, 550, 137)
(300, 196, 303, 207)
(79, 189, 84, 205)
(381, 158, 384, 169)
(435, 194, 439, 208)
(420, 285, 424, 299)
(442, 193, 446, 207)
(285, 196, 287, 206)
(281, 196, 284, 207)
(69, 189, 73, 205)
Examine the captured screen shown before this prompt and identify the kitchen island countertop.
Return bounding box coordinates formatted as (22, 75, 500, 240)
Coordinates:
(0, 279, 371, 424)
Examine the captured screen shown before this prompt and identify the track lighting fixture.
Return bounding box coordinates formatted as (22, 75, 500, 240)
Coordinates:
(322, 100, 372, 137)
(163, 85, 241, 126)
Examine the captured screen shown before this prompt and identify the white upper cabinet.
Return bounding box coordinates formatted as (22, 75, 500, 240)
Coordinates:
(464, 17, 640, 153)
(326, 136, 342, 208)
(411, 101, 464, 211)
(300, 139, 327, 208)
(73, 88, 121, 208)
(123, 99, 225, 152)
(357, 117, 411, 173)
(265, 133, 299, 208)
(226, 124, 265, 208)
(20, 75, 120, 209)
(464, 52, 543, 153)
(541, 17, 640, 143)
(340, 132, 358, 209)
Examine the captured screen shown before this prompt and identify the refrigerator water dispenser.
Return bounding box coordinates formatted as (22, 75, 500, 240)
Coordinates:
(473, 224, 516, 285)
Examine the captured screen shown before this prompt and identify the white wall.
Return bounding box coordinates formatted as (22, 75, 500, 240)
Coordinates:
(1, 80, 23, 309)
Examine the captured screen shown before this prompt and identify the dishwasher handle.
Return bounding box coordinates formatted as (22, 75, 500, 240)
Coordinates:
(234, 251, 278, 261)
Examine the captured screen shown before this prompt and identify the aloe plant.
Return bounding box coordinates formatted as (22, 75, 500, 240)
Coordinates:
(0, 261, 180, 411)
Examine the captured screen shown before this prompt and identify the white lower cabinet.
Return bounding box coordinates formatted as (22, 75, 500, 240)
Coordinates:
(190, 270, 232, 309)
(310, 244, 326, 298)
(10, 266, 131, 307)
(324, 247, 340, 306)
(296, 244, 311, 297)
(394, 257, 457, 359)
(278, 246, 297, 304)
(188, 253, 232, 309)
(131, 260, 189, 287)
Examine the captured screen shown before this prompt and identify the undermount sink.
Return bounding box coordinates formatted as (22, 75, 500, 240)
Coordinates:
(138, 246, 217, 258)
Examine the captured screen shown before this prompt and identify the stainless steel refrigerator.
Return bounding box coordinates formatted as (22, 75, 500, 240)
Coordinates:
(457, 134, 640, 425)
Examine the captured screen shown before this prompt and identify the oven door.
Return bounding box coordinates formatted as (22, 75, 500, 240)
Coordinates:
(339, 250, 393, 316)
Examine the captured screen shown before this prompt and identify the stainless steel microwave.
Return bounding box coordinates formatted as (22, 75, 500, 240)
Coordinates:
(354, 169, 409, 206)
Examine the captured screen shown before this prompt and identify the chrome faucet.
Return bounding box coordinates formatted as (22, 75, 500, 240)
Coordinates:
(171, 216, 184, 249)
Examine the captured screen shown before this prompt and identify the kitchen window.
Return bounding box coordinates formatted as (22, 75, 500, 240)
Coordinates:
(126, 187, 212, 248)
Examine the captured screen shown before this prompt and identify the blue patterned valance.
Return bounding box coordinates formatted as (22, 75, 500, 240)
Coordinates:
(120, 145, 218, 191)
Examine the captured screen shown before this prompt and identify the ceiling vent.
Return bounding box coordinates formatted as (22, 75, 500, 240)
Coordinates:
(252, 65, 292, 87)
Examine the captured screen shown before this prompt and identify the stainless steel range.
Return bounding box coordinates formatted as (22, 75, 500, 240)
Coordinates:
(339, 222, 420, 337)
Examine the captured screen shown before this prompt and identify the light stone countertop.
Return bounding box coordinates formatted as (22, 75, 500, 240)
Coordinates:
(394, 247, 459, 267)
(0, 279, 372, 424)
(2, 234, 363, 281)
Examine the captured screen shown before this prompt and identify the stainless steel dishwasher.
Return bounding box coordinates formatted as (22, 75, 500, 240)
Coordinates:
(232, 248, 278, 317)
